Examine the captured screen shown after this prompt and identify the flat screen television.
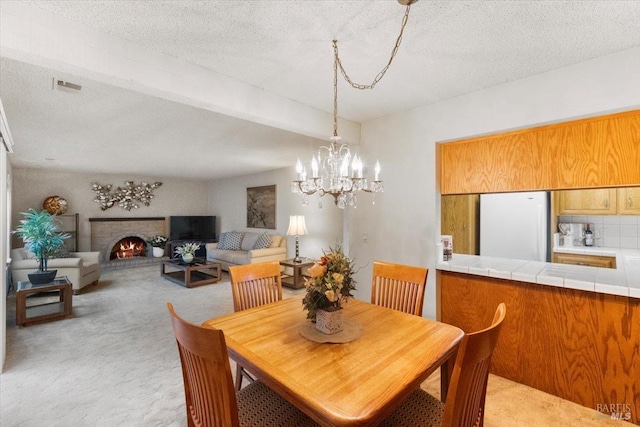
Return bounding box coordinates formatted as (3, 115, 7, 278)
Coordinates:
(169, 216, 217, 241)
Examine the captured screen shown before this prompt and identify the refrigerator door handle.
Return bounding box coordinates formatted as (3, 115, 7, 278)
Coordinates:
(537, 205, 544, 261)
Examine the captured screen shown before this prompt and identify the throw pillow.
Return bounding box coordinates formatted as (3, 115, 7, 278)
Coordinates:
(241, 232, 260, 251)
(270, 235, 283, 248)
(225, 231, 243, 251)
(23, 248, 37, 259)
(253, 232, 272, 250)
(217, 232, 230, 249)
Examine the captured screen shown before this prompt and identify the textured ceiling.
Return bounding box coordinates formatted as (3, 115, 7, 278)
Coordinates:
(2, 0, 640, 179)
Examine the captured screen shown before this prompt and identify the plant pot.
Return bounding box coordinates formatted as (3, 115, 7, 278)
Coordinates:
(181, 253, 194, 263)
(315, 308, 343, 335)
(152, 247, 165, 258)
(28, 270, 57, 285)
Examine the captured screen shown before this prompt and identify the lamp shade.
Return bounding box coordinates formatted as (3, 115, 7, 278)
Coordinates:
(287, 215, 308, 236)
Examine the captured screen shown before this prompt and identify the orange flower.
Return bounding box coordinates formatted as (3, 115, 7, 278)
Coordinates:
(308, 263, 327, 278)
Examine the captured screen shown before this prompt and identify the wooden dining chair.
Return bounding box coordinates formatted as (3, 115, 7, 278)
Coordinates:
(167, 303, 316, 427)
(379, 303, 507, 427)
(370, 261, 428, 316)
(229, 261, 283, 390)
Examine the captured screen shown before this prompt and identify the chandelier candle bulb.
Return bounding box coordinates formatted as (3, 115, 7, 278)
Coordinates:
(311, 156, 319, 178)
(295, 159, 303, 180)
(375, 161, 381, 181)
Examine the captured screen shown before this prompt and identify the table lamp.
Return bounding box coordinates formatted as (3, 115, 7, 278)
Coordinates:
(287, 215, 308, 263)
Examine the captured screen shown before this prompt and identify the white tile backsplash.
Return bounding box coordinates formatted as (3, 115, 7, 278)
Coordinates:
(619, 216, 639, 225)
(603, 236, 621, 247)
(587, 215, 604, 225)
(603, 224, 620, 236)
(620, 236, 638, 249)
(620, 224, 639, 236)
(558, 215, 640, 249)
(603, 216, 621, 225)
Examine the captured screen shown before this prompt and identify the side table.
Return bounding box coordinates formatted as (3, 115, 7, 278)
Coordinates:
(279, 258, 314, 289)
(16, 276, 73, 327)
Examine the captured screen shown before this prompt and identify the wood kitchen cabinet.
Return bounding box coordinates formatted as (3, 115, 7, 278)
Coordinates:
(555, 187, 640, 215)
(441, 194, 479, 255)
(552, 252, 616, 268)
(616, 187, 640, 214)
(555, 188, 617, 215)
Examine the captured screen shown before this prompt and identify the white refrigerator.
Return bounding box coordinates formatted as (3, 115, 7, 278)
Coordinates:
(480, 191, 550, 262)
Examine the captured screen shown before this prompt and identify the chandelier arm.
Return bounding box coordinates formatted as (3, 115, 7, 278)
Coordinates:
(333, 4, 413, 90)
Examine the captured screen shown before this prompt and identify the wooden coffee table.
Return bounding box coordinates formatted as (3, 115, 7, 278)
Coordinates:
(16, 276, 73, 327)
(161, 258, 221, 288)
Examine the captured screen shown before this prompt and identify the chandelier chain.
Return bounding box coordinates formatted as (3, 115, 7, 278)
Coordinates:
(292, 2, 417, 208)
(333, 4, 412, 91)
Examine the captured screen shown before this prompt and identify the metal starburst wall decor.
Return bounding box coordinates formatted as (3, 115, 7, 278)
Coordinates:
(91, 181, 162, 211)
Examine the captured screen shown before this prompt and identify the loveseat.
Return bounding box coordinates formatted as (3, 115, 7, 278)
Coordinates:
(11, 247, 101, 294)
(205, 231, 287, 271)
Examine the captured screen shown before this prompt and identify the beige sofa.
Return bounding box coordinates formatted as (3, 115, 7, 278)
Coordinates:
(206, 231, 287, 271)
(11, 247, 100, 294)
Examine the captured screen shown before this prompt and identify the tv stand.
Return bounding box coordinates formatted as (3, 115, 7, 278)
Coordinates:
(168, 239, 217, 259)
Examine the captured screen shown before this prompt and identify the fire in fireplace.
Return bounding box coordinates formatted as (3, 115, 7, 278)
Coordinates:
(110, 237, 147, 260)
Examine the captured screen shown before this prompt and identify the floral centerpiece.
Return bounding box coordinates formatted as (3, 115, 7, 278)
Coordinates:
(174, 242, 200, 263)
(302, 246, 356, 333)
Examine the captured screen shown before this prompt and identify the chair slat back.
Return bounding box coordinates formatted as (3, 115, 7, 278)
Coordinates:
(229, 262, 283, 312)
(371, 261, 428, 316)
(167, 303, 240, 427)
(442, 303, 507, 427)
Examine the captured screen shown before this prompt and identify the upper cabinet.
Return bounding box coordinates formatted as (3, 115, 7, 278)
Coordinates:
(440, 109, 640, 195)
(616, 187, 640, 215)
(555, 187, 640, 215)
(556, 189, 616, 215)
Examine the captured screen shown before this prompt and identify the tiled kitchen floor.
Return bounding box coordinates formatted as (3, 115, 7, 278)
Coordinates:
(421, 371, 634, 426)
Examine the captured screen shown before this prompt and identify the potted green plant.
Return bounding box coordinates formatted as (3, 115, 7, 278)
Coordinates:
(14, 208, 70, 285)
(147, 235, 168, 258)
(174, 242, 200, 263)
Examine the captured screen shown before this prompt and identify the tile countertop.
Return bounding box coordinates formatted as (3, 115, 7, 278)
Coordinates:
(436, 247, 640, 299)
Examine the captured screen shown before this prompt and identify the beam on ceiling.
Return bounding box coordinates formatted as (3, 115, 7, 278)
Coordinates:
(0, 2, 361, 144)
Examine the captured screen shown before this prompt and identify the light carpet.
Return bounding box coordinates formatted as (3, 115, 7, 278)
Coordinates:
(2, 265, 305, 427)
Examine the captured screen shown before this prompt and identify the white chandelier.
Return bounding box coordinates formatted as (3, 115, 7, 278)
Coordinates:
(292, 0, 417, 209)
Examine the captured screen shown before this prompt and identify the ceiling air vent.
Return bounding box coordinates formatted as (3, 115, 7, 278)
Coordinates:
(53, 78, 82, 91)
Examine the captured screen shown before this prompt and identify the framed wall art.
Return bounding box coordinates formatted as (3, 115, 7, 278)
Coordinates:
(247, 185, 276, 229)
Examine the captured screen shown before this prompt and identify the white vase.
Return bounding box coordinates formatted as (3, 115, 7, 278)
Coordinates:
(315, 309, 343, 334)
(181, 253, 194, 263)
(152, 247, 165, 258)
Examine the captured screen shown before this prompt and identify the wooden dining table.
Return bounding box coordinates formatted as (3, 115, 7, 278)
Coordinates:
(204, 296, 464, 427)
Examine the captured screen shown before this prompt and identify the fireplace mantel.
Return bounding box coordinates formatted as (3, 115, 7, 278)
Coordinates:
(89, 217, 165, 222)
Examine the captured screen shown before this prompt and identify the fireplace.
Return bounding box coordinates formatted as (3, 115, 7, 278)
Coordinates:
(110, 236, 147, 260)
(90, 217, 166, 268)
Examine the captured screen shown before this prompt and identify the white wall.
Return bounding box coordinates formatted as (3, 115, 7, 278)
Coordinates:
(11, 168, 211, 251)
(1, 147, 10, 371)
(208, 166, 343, 261)
(351, 46, 640, 319)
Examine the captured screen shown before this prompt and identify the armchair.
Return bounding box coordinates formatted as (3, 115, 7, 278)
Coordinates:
(11, 247, 100, 294)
